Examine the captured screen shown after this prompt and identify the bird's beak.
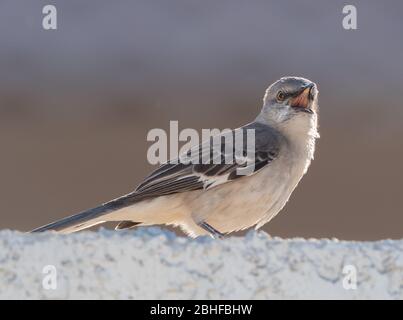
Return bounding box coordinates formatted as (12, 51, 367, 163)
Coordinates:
(290, 84, 315, 114)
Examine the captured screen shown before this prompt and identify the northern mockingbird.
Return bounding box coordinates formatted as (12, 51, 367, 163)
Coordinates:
(32, 76, 319, 238)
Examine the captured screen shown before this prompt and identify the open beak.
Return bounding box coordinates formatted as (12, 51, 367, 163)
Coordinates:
(290, 84, 315, 114)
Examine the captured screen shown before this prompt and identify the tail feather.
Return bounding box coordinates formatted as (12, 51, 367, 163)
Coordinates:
(30, 195, 137, 234)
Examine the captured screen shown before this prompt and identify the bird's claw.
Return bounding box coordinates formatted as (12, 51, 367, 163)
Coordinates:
(197, 221, 225, 239)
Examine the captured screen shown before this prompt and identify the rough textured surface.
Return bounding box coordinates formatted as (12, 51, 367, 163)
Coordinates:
(0, 228, 402, 299)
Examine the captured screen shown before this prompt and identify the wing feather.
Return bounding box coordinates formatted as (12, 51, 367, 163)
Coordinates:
(121, 122, 283, 205)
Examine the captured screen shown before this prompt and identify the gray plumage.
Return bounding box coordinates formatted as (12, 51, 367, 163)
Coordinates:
(31, 76, 319, 238)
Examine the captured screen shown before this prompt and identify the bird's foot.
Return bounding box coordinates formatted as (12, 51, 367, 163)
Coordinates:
(197, 221, 225, 239)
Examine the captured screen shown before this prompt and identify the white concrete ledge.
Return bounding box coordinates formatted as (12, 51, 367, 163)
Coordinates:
(0, 228, 402, 299)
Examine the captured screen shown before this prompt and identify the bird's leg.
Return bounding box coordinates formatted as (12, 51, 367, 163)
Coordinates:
(197, 221, 225, 239)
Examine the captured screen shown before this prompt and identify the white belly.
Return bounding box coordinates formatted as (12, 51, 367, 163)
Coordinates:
(181, 147, 312, 234)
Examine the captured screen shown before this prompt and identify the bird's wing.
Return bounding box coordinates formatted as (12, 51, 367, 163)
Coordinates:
(120, 122, 283, 204)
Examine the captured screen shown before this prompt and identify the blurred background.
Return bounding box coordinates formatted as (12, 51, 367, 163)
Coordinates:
(0, 0, 402, 240)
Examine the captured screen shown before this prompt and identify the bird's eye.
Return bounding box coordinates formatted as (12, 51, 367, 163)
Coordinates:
(276, 91, 285, 102)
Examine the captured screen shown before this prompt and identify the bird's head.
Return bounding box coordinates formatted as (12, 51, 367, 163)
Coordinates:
(259, 77, 319, 125)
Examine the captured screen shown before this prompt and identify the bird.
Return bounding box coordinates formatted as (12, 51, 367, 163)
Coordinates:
(31, 76, 319, 238)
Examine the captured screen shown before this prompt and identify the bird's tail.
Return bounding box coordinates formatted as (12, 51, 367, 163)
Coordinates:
(30, 196, 135, 234)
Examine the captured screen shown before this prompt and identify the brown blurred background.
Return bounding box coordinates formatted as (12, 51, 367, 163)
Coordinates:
(0, 0, 402, 240)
